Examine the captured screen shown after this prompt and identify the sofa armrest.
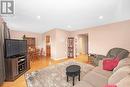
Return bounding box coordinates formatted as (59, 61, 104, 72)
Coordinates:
(95, 54, 106, 59)
(90, 54, 106, 66)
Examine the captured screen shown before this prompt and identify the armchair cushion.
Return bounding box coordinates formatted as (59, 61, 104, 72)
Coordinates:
(116, 75, 130, 87)
(108, 66, 130, 84)
(92, 67, 112, 78)
(113, 58, 130, 72)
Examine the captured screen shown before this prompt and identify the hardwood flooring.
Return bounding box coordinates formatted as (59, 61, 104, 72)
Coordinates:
(0, 54, 89, 87)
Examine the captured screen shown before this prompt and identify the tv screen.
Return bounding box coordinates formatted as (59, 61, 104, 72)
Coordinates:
(19, 40, 27, 54)
(5, 39, 27, 58)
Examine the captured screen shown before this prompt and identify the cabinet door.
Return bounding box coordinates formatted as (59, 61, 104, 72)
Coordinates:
(11, 58, 18, 79)
(27, 55, 30, 70)
(5, 58, 18, 80)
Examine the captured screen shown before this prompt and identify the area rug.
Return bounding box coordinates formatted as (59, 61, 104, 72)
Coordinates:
(25, 60, 94, 87)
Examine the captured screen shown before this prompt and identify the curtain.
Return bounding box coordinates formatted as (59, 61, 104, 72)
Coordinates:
(3, 22, 10, 39)
(0, 21, 10, 84)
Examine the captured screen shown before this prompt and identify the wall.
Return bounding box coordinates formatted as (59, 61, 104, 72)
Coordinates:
(10, 30, 43, 48)
(42, 29, 57, 59)
(72, 20, 130, 55)
(79, 37, 83, 54)
(55, 29, 70, 59)
(78, 35, 88, 54)
(9, 20, 130, 59)
(42, 29, 70, 60)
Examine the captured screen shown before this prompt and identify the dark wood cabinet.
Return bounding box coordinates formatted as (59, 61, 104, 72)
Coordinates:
(68, 37, 74, 58)
(5, 55, 28, 81)
(27, 55, 30, 70)
(24, 37, 36, 60)
(5, 58, 18, 80)
(24, 37, 36, 49)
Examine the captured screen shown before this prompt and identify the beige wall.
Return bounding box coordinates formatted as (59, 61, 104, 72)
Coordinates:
(10, 30, 43, 48)
(55, 29, 70, 59)
(78, 35, 88, 54)
(42, 29, 70, 60)
(8, 19, 130, 59)
(42, 29, 57, 59)
(72, 20, 130, 55)
(79, 37, 83, 54)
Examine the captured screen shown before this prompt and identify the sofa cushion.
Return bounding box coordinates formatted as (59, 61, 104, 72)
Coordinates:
(83, 71, 108, 87)
(116, 75, 130, 87)
(74, 81, 94, 87)
(113, 58, 130, 72)
(92, 67, 112, 78)
(108, 66, 130, 84)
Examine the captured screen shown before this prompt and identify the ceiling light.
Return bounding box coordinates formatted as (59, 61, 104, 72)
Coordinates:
(99, 16, 103, 19)
(67, 25, 72, 28)
(37, 16, 41, 19)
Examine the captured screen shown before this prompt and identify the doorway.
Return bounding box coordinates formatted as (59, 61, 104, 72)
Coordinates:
(46, 36, 51, 57)
(78, 34, 88, 55)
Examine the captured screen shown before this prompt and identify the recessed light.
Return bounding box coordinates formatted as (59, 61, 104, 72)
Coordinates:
(99, 16, 103, 19)
(37, 16, 41, 19)
(67, 25, 72, 28)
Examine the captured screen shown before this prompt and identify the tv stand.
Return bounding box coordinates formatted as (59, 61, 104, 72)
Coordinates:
(5, 54, 29, 81)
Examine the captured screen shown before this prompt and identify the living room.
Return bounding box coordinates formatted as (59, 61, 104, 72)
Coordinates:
(0, 0, 130, 87)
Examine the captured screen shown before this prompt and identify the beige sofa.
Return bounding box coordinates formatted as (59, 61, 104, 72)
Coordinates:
(74, 58, 130, 87)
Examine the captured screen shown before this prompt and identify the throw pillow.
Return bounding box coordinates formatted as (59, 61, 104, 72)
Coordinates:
(104, 84, 117, 87)
(103, 58, 119, 71)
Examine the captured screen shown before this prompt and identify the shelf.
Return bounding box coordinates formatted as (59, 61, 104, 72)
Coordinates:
(5, 54, 29, 81)
(18, 59, 26, 63)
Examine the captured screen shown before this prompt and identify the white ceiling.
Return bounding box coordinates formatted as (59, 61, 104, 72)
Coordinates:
(3, 0, 130, 33)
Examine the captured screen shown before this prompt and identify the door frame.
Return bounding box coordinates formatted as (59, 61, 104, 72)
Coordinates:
(45, 35, 51, 57)
(78, 33, 89, 55)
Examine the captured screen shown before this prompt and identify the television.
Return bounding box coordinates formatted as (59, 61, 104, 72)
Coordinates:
(5, 39, 27, 58)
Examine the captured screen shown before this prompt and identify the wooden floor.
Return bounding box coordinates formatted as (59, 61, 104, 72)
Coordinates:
(0, 54, 89, 87)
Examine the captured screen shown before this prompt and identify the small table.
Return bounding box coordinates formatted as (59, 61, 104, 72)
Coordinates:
(66, 65, 81, 86)
(88, 53, 97, 64)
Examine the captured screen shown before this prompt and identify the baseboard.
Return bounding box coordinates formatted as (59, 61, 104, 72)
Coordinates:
(52, 57, 67, 60)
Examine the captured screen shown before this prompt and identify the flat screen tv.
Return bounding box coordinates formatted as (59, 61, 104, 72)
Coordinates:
(5, 39, 27, 58)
